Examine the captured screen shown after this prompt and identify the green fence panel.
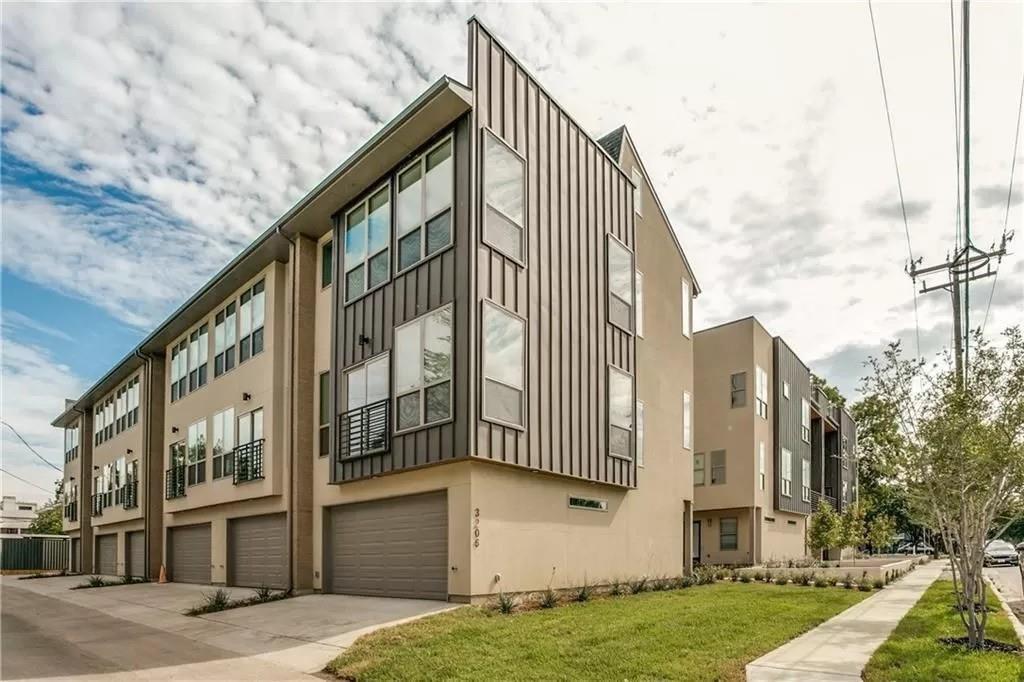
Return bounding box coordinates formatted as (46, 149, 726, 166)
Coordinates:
(1, 536, 69, 571)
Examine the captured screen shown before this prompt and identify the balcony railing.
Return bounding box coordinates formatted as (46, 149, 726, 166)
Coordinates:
(338, 399, 390, 460)
(122, 480, 139, 509)
(165, 466, 186, 500)
(64, 501, 78, 521)
(90, 494, 104, 516)
(809, 489, 838, 513)
(233, 439, 265, 484)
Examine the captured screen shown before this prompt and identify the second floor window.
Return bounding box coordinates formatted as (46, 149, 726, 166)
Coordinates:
(802, 457, 811, 502)
(188, 324, 209, 391)
(683, 391, 693, 450)
(397, 137, 452, 273)
(344, 187, 390, 301)
(238, 407, 264, 450)
(755, 365, 768, 419)
(759, 441, 766, 490)
(781, 447, 793, 497)
(395, 306, 452, 432)
(64, 425, 79, 461)
(711, 450, 726, 484)
(607, 236, 634, 333)
(694, 452, 705, 485)
(483, 131, 525, 261)
(482, 302, 525, 428)
(801, 398, 811, 443)
(212, 408, 235, 479)
(730, 372, 746, 408)
(608, 365, 633, 459)
(187, 420, 206, 486)
(214, 303, 237, 377)
(321, 239, 333, 288)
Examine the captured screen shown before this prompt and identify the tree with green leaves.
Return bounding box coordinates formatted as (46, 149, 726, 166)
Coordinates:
(867, 515, 896, 555)
(27, 503, 63, 535)
(862, 326, 1024, 648)
(810, 373, 846, 408)
(808, 502, 842, 559)
(840, 502, 867, 563)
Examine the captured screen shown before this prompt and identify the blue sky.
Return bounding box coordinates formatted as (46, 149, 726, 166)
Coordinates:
(2, 2, 1022, 503)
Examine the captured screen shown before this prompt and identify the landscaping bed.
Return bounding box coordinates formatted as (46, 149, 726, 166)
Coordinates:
(864, 579, 1024, 681)
(739, 556, 924, 584)
(185, 586, 290, 615)
(325, 580, 870, 681)
(71, 575, 146, 589)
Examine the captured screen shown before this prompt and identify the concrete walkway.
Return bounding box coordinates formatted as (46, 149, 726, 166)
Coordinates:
(746, 560, 945, 681)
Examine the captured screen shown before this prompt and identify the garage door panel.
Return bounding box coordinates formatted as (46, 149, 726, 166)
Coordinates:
(328, 491, 447, 600)
(96, 534, 117, 575)
(126, 531, 145, 577)
(228, 513, 286, 589)
(169, 524, 211, 584)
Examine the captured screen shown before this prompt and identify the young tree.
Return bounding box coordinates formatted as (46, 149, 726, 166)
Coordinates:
(862, 327, 1024, 648)
(808, 502, 842, 559)
(27, 504, 63, 535)
(811, 373, 846, 408)
(868, 515, 896, 554)
(840, 502, 867, 564)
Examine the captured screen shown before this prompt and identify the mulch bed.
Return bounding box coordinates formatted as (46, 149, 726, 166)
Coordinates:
(939, 637, 1024, 655)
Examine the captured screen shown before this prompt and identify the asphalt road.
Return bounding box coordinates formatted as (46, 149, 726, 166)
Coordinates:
(0, 584, 307, 680)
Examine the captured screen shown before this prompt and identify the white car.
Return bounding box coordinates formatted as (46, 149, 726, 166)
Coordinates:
(984, 540, 1020, 567)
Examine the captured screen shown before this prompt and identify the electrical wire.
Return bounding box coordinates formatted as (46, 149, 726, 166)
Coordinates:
(0, 466, 54, 495)
(1, 420, 62, 471)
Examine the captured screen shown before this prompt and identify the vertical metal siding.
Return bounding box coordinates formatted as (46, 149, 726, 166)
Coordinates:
(469, 21, 635, 488)
(773, 338, 812, 514)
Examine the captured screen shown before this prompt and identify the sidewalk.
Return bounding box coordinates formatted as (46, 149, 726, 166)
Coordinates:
(746, 560, 945, 681)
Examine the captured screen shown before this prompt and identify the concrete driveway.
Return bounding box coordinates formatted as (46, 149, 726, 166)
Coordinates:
(1, 575, 455, 679)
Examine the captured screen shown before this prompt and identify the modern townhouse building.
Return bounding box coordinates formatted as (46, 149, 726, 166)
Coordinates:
(692, 317, 857, 566)
(54, 19, 700, 600)
(0, 496, 40, 534)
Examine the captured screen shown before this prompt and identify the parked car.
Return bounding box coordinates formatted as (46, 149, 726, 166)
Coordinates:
(983, 540, 1020, 567)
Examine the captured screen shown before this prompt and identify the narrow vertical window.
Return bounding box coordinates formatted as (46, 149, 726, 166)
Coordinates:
(802, 458, 811, 502)
(720, 517, 738, 550)
(344, 187, 390, 301)
(730, 372, 746, 408)
(759, 441, 766, 490)
(321, 240, 333, 288)
(681, 279, 692, 338)
(608, 366, 634, 459)
(781, 448, 793, 497)
(239, 280, 265, 362)
(214, 303, 237, 377)
(694, 452, 705, 485)
(483, 131, 525, 261)
(801, 398, 811, 442)
(395, 306, 452, 431)
(635, 270, 644, 338)
(482, 302, 525, 427)
(319, 371, 330, 457)
(632, 167, 643, 216)
(711, 450, 726, 484)
(396, 137, 452, 272)
(187, 324, 209, 391)
(342, 355, 390, 456)
(755, 366, 768, 419)
(683, 391, 693, 450)
(607, 236, 634, 332)
(212, 408, 235, 479)
(783, 381, 791, 399)
(636, 400, 645, 467)
(186, 420, 206, 486)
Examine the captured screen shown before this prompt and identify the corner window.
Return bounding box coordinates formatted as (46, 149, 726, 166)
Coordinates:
(694, 452, 705, 486)
(801, 458, 811, 502)
(344, 187, 390, 301)
(683, 391, 693, 450)
(186, 420, 207, 486)
(783, 381, 791, 399)
(781, 447, 793, 497)
(321, 240, 333, 288)
(127, 377, 139, 427)
(711, 450, 726, 484)
(342, 355, 389, 457)
(632, 167, 643, 216)
(608, 365, 633, 459)
(636, 400, 645, 467)
(395, 306, 452, 432)
(801, 398, 811, 443)
(720, 517, 738, 551)
(730, 372, 746, 408)
(188, 324, 209, 392)
(396, 137, 452, 273)
(607, 236, 634, 333)
(755, 365, 768, 419)
(681, 279, 692, 338)
(212, 408, 235, 479)
(482, 302, 525, 428)
(319, 372, 330, 457)
(635, 270, 644, 338)
(214, 303, 237, 377)
(484, 131, 525, 262)
(759, 441, 766, 490)
(239, 280, 265, 362)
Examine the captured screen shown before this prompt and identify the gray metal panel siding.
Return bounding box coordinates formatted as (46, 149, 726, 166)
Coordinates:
(333, 117, 473, 482)
(469, 21, 636, 488)
(325, 490, 447, 600)
(126, 530, 145, 577)
(227, 513, 287, 589)
(95, 533, 117, 575)
(168, 523, 211, 584)
(839, 410, 857, 508)
(71, 537, 80, 573)
(773, 339, 811, 515)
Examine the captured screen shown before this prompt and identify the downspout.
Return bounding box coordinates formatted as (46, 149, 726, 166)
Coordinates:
(134, 349, 153, 579)
(276, 226, 298, 592)
(69, 405, 85, 572)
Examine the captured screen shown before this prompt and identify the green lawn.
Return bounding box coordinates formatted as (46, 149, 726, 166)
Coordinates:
(326, 583, 869, 681)
(864, 580, 1024, 682)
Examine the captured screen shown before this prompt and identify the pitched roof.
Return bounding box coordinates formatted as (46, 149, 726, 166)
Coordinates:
(597, 125, 626, 160)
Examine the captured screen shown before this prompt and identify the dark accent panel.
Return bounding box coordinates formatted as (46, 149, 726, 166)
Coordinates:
(469, 21, 635, 488)
(773, 338, 812, 515)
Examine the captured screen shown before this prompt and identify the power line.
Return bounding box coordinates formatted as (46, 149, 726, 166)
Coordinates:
(0, 466, 54, 496)
(868, 0, 922, 357)
(0, 420, 62, 472)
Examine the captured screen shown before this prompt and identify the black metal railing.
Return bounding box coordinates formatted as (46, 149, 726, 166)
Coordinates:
(122, 480, 139, 509)
(809, 489, 838, 513)
(90, 494, 104, 516)
(165, 466, 186, 499)
(338, 399, 390, 460)
(233, 439, 265, 484)
(64, 501, 77, 521)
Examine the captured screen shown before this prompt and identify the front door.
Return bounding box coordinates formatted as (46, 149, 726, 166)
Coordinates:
(692, 521, 701, 564)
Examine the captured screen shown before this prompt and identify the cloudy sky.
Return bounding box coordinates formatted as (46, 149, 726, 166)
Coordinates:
(2, 2, 1022, 503)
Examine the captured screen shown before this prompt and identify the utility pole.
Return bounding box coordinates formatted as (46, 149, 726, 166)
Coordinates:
(908, 0, 1013, 387)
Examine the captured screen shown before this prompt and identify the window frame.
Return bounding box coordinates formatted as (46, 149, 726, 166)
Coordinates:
(683, 390, 693, 450)
(214, 302, 237, 378)
(632, 167, 643, 216)
(755, 365, 768, 419)
(720, 517, 738, 551)
(211, 407, 235, 480)
(694, 452, 705, 486)
(186, 419, 207, 487)
(635, 269, 644, 338)
(238, 279, 266, 364)
(318, 371, 330, 457)
(605, 233, 635, 334)
(321, 239, 334, 289)
(636, 399, 645, 467)
(393, 304, 454, 435)
(481, 128, 527, 265)
(781, 447, 793, 497)
(681, 279, 692, 338)
(710, 449, 726, 485)
(801, 457, 811, 502)
(342, 183, 392, 303)
(187, 323, 209, 393)
(480, 300, 527, 431)
(801, 398, 811, 443)
(759, 440, 766, 490)
(394, 133, 455, 277)
(730, 372, 747, 409)
(607, 364, 635, 461)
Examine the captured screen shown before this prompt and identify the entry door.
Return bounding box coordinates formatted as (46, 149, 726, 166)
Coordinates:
(692, 521, 701, 564)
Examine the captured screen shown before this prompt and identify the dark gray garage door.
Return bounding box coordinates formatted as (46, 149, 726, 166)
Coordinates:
(228, 513, 287, 589)
(327, 491, 448, 600)
(126, 530, 145, 578)
(168, 524, 211, 584)
(71, 537, 80, 573)
(95, 534, 117, 575)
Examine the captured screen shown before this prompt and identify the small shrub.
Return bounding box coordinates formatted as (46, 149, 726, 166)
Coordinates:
(872, 578, 884, 590)
(540, 588, 559, 609)
(610, 578, 624, 596)
(629, 576, 649, 594)
(774, 574, 789, 585)
(843, 573, 855, 589)
(674, 575, 695, 589)
(825, 575, 839, 587)
(762, 570, 773, 583)
(88, 575, 106, 587)
(254, 585, 273, 602)
(715, 567, 732, 581)
(693, 565, 717, 585)
(739, 573, 752, 583)
(858, 578, 873, 592)
(496, 591, 517, 614)
(205, 588, 232, 612)
(575, 581, 592, 603)
(814, 578, 829, 588)
(752, 570, 764, 582)
(797, 572, 814, 586)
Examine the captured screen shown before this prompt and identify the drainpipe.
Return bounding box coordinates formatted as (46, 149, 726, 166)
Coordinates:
(276, 226, 298, 593)
(134, 349, 153, 579)
(69, 405, 85, 572)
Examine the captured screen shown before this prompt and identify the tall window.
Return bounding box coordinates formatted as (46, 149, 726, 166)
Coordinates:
(186, 420, 206, 486)
(841, 435, 850, 469)
(188, 324, 209, 391)
(681, 279, 691, 337)
(346, 356, 389, 412)
(321, 240, 333, 288)
(170, 339, 187, 401)
(608, 366, 633, 459)
(344, 356, 389, 456)
(801, 458, 811, 502)
(783, 381, 791, 399)
(126, 377, 139, 427)
(632, 167, 643, 216)
(212, 408, 235, 479)
(711, 450, 726, 484)
(170, 440, 186, 469)
(635, 270, 644, 338)
(801, 398, 811, 442)
(94, 406, 103, 445)
(781, 447, 793, 497)
(115, 387, 126, 433)
(104, 398, 113, 440)
(319, 372, 330, 457)
(214, 303, 237, 377)
(842, 480, 848, 501)
(607, 236, 634, 332)
(484, 132, 525, 261)
(683, 391, 693, 450)
(238, 407, 264, 447)
(395, 306, 452, 431)
(344, 186, 390, 301)
(755, 365, 768, 419)
(397, 137, 452, 272)
(239, 280, 265, 362)
(636, 400, 645, 467)
(730, 372, 746, 408)
(759, 441, 766, 490)
(693, 452, 705, 485)
(482, 302, 525, 427)
(720, 517, 738, 551)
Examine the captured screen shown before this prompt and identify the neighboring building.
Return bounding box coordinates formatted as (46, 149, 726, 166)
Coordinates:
(692, 317, 857, 566)
(0, 496, 40, 535)
(52, 19, 700, 598)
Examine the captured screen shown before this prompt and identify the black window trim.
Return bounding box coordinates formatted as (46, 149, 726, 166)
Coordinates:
(393, 133, 455, 279)
(342, 181, 392, 304)
(605, 232, 635, 335)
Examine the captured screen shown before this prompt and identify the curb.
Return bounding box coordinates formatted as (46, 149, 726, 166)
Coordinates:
(983, 574, 1024, 645)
